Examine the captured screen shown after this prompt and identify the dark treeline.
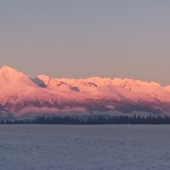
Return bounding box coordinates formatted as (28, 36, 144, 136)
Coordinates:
(2, 115, 170, 124)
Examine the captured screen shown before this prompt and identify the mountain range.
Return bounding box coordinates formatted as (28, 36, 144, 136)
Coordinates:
(0, 65, 170, 119)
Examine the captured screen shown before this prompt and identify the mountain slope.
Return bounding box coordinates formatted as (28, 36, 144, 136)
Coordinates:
(0, 66, 170, 118)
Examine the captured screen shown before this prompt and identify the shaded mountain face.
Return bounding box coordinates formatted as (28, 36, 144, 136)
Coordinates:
(0, 66, 170, 118)
(0, 104, 14, 120)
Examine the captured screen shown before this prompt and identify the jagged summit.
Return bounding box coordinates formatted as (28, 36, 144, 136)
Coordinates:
(0, 65, 170, 118)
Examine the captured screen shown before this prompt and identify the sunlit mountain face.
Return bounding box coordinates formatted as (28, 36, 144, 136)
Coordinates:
(0, 65, 170, 119)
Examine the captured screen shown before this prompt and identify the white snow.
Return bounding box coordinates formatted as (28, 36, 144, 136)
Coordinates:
(0, 125, 169, 170)
(1, 66, 170, 116)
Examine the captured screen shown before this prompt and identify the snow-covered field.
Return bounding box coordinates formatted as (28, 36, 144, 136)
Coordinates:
(0, 125, 170, 170)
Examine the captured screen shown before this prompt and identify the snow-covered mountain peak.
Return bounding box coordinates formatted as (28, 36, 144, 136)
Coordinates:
(0, 66, 25, 88)
(1, 65, 13, 71)
(86, 77, 112, 86)
(112, 78, 138, 90)
(0, 65, 39, 92)
(38, 75, 50, 81)
(37, 75, 56, 86)
(135, 80, 161, 87)
(0, 66, 170, 117)
(0, 65, 22, 77)
(112, 78, 161, 88)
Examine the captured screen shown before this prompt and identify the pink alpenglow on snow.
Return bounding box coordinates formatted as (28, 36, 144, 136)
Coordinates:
(0, 66, 170, 119)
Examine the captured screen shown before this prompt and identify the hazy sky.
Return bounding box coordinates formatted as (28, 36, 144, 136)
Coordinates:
(0, 1, 170, 85)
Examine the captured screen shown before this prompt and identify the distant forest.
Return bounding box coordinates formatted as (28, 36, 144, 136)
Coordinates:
(2, 115, 170, 124)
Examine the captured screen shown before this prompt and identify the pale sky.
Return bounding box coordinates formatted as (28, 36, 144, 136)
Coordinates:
(0, 0, 170, 86)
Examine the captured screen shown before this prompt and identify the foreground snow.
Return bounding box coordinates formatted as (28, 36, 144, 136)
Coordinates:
(0, 125, 169, 170)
